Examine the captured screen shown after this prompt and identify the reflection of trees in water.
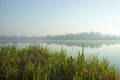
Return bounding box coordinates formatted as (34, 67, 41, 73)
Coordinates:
(1, 40, 120, 48)
(42, 40, 120, 48)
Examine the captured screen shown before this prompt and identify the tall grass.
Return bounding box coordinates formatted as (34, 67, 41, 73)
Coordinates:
(0, 44, 119, 80)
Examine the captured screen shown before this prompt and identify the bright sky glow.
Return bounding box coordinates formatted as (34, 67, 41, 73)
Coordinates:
(0, 0, 120, 36)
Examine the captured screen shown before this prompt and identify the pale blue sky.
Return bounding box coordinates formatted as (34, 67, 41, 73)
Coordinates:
(0, 0, 120, 36)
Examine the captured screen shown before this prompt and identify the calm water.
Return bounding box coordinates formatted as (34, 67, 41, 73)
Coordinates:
(0, 40, 120, 74)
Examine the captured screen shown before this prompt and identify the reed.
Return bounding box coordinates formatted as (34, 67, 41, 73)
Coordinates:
(0, 44, 119, 80)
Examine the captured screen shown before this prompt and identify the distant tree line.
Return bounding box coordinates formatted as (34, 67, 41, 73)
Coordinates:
(0, 32, 120, 40)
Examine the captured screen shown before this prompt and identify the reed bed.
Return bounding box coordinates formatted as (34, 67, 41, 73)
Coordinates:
(0, 44, 119, 80)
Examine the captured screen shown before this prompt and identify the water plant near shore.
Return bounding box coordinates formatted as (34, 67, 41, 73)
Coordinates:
(0, 44, 119, 80)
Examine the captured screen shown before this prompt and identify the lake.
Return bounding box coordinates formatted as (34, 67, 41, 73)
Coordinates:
(0, 40, 120, 74)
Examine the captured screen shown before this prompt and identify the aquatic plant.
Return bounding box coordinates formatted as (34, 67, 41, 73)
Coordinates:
(0, 44, 119, 80)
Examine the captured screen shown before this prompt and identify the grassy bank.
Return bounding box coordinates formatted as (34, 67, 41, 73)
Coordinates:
(0, 44, 119, 80)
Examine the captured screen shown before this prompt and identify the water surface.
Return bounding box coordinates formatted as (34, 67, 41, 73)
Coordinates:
(0, 40, 120, 73)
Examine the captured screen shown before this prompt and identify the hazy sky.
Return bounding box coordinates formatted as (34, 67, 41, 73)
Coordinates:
(0, 0, 120, 36)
